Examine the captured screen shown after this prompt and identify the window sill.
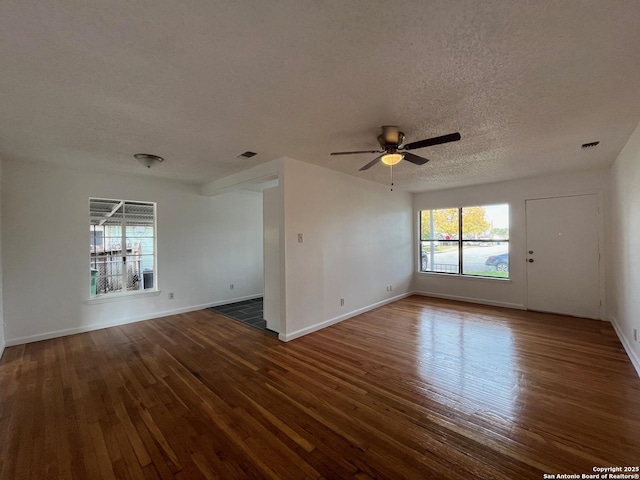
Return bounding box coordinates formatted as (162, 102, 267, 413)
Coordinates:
(416, 272, 512, 283)
(84, 290, 162, 305)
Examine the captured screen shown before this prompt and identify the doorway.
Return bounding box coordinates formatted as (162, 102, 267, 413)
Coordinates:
(525, 194, 601, 319)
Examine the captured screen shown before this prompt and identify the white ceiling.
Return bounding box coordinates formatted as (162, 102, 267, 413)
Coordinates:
(1, 1, 640, 192)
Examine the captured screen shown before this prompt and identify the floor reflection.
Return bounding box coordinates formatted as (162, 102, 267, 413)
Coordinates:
(416, 309, 517, 418)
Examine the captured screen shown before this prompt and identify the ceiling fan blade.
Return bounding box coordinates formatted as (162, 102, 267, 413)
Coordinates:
(403, 132, 461, 150)
(330, 149, 383, 156)
(402, 152, 430, 166)
(359, 155, 383, 171)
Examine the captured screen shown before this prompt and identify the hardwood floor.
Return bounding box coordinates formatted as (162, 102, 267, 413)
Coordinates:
(1, 295, 639, 479)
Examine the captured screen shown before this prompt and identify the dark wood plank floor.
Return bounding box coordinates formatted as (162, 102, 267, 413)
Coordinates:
(1, 295, 639, 479)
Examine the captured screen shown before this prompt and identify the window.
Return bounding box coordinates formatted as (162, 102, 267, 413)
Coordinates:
(89, 198, 156, 297)
(420, 204, 509, 278)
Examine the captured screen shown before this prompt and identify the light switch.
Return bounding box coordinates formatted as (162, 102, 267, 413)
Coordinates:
(298, 233, 303, 243)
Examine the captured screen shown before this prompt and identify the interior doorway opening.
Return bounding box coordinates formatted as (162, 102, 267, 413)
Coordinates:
(208, 175, 282, 335)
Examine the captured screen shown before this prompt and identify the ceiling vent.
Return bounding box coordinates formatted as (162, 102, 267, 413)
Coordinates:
(581, 141, 600, 149)
(237, 151, 257, 158)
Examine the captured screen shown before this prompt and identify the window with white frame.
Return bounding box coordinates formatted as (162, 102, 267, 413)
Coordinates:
(89, 198, 157, 297)
(419, 204, 509, 278)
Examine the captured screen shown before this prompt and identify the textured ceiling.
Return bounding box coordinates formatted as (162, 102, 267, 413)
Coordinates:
(1, 1, 640, 192)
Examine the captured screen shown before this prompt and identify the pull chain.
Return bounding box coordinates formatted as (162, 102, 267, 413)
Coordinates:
(390, 164, 394, 191)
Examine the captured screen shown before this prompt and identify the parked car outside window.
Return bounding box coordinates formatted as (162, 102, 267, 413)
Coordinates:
(485, 252, 509, 271)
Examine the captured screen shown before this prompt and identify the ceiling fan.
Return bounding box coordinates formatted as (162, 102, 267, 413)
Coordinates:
(330, 126, 461, 171)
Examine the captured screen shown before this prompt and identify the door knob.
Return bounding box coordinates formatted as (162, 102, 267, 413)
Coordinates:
(528, 259, 534, 263)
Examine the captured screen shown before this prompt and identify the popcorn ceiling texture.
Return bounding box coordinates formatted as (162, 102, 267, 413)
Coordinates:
(0, 0, 639, 192)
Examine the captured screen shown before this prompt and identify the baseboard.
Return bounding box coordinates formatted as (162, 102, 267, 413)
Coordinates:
(413, 291, 525, 310)
(279, 292, 413, 342)
(5, 293, 264, 347)
(609, 316, 640, 379)
(209, 293, 263, 307)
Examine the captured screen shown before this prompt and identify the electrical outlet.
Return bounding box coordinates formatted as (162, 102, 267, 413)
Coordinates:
(230, 284, 234, 290)
(298, 233, 303, 243)
(389, 284, 393, 291)
(168, 292, 174, 300)
(635, 329, 638, 342)
(340, 298, 345, 306)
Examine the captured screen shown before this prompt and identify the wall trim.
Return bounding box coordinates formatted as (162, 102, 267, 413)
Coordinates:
(413, 290, 525, 310)
(609, 316, 640, 379)
(209, 293, 263, 308)
(279, 292, 413, 342)
(83, 289, 162, 305)
(4, 293, 264, 347)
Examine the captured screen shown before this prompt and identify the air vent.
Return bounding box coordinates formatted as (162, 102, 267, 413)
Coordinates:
(238, 151, 257, 158)
(581, 141, 600, 149)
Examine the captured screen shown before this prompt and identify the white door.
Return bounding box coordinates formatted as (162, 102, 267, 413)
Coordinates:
(525, 194, 600, 319)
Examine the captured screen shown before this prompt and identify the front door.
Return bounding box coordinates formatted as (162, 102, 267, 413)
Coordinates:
(525, 194, 600, 319)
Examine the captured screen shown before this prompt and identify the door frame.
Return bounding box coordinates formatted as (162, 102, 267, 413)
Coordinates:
(524, 191, 606, 320)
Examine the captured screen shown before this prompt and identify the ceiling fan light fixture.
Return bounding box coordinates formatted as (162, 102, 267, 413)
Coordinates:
(134, 153, 164, 168)
(381, 152, 403, 166)
(330, 126, 460, 172)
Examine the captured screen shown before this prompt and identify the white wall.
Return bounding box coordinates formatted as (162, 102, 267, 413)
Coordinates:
(2, 160, 264, 345)
(412, 169, 609, 311)
(609, 122, 640, 375)
(281, 158, 413, 340)
(263, 185, 282, 333)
